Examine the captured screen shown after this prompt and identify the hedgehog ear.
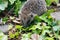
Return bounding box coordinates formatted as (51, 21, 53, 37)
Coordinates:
(27, 0, 29, 1)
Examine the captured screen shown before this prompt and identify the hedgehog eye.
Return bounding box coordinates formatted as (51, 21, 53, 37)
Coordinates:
(30, 14, 33, 17)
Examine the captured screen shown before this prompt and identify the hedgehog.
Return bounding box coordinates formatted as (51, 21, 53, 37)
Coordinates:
(18, 0, 47, 27)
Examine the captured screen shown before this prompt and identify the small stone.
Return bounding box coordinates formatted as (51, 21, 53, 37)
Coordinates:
(0, 24, 9, 33)
(31, 34, 39, 40)
(51, 12, 60, 20)
(0, 18, 3, 25)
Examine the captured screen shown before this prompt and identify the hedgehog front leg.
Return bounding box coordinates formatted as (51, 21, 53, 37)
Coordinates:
(21, 12, 36, 27)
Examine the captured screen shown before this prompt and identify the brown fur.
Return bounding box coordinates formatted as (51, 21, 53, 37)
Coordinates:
(19, 0, 47, 27)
